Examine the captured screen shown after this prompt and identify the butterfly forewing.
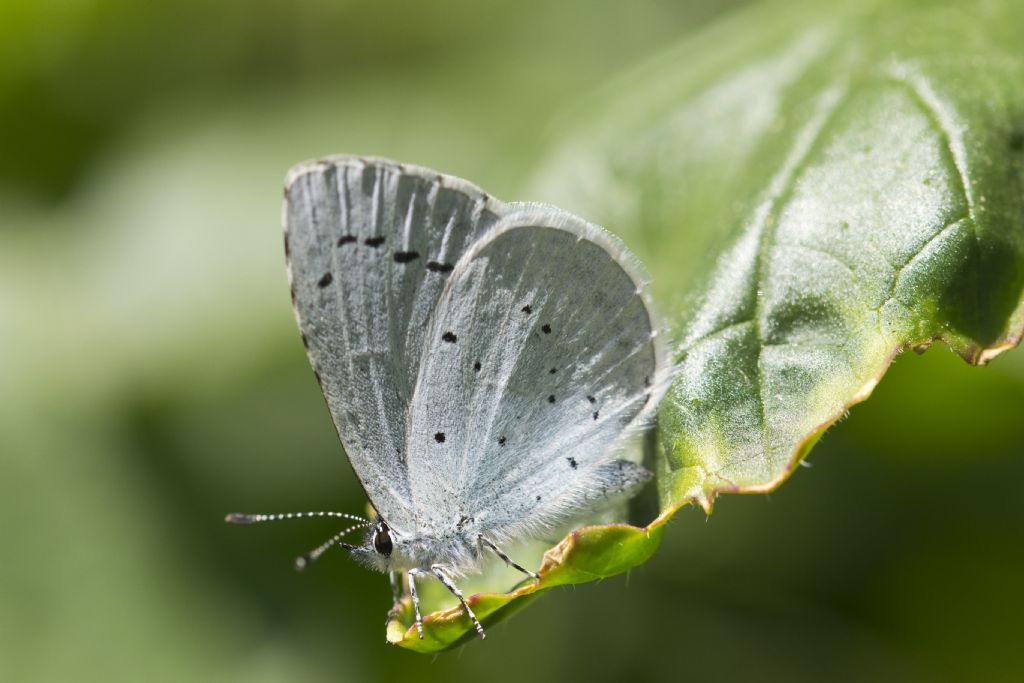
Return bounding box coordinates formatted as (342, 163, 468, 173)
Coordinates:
(406, 209, 666, 540)
(283, 157, 506, 531)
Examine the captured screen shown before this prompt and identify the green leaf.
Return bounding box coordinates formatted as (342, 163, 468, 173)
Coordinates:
(386, 518, 669, 651)
(534, 0, 1024, 507)
(393, 0, 1024, 651)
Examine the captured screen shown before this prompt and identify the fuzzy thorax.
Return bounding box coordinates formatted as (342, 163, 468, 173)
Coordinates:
(352, 521, 484, 577)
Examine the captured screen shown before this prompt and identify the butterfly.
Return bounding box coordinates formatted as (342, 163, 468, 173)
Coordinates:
(227, 156, 668, 639)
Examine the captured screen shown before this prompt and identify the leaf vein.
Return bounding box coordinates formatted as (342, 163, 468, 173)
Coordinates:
(871, 215, 969, 315)
(886, 66, 980, 330)
(749, 84, 850, 467)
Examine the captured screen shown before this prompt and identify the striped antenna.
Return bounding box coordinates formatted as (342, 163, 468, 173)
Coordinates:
(224, 511, 369, 525)
(294, 522, 372, 571)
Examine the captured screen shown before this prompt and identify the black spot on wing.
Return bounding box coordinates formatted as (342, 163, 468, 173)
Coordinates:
(592, 411, 599, 420)
(566, 457, 578, 470)
(547, 395, 555, 404)
(393, 251, 420, 263)
(434, 432, 446, 443)
(283, 233, 290, 257)
(442, 331, 458, 343)
(498, 436, 506, 446)
(337, 234, 357, 246)
(317, 272, 333, 288)
(426, 261, 454, 273)
(541, 324, 552, 334)
(521, 304, 532, 314)
(549, 367, 557, 374)
(473, 361, 481, 372)
(587, 395, 596, 404)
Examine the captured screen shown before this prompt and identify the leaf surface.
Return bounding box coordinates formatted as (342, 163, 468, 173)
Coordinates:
(392, 0, 1024, 651)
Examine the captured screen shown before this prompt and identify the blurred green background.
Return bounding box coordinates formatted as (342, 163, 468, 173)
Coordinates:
(3, 1, 1023, 681)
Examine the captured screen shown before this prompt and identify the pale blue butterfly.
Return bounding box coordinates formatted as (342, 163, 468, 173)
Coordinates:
(227, 156, 669, 639)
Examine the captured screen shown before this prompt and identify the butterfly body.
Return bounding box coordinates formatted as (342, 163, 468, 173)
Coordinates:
(352, 454, 653, 578)
(354, 522, 480, 576)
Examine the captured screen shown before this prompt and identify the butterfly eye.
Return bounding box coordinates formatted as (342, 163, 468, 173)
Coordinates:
(373, 525, 393, 556)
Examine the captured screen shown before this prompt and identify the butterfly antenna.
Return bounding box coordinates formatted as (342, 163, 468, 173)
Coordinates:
(224, 511, 370, 525)
(294, 523, 371, 571)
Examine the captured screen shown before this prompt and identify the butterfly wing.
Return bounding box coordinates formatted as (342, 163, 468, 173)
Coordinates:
(405, 207, 669, 541)
(282, 156, 509, 530)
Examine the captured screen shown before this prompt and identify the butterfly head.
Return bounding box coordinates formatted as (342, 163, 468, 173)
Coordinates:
(224, 510, 403, 572)
(347, 517, 402, 572)
(371, 519, 393, 556)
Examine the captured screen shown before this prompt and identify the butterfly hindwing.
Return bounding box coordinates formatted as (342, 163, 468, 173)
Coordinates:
(283, 157, 506, 530)
(405, 208, 668, 540)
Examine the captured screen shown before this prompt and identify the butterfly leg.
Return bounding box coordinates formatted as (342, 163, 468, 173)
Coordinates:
(431, 565, 485, 639)
(478, 535, 540, 580)
(407, 568, 425, 639)
(385, 571, 402, 626)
